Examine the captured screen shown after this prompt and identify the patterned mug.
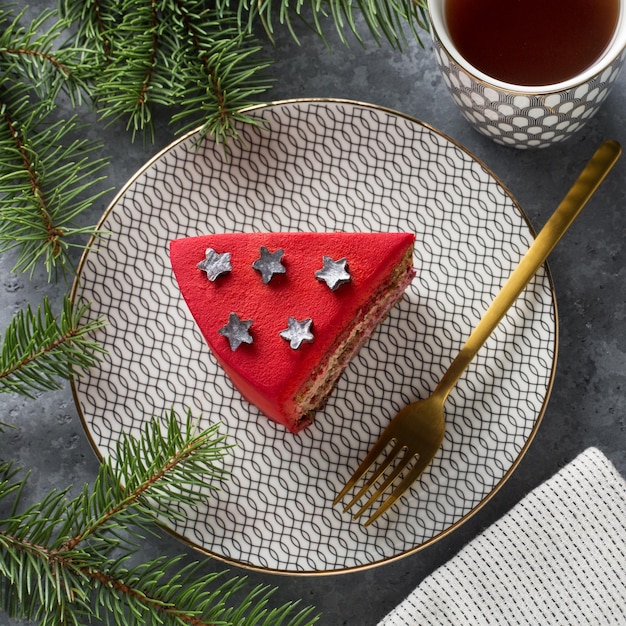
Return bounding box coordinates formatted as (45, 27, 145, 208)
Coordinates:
(428, 0, 626, 149)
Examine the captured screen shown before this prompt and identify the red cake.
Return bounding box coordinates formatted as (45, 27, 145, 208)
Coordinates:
(169, 232, 415, 433)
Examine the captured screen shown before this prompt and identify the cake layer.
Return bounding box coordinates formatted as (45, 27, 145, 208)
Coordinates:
(297, 248, 415, 418)
(169, 232, 415, 432)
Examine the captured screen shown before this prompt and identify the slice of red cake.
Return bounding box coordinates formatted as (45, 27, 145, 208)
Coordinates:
(169, 232, 415, 433)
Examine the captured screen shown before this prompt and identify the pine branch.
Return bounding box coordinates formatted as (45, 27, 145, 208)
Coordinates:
(0, 412, 319, 626)
(61, 0, 273, 142)
(217, 0, 429, 47)
(0, 80, 110, 279)
(64, 409, 231, 551)
(58, 0, 120, 66)
(0, 5, 92, 109)
(86, 0, 174, 141)
(168, 0, 273, 141)
(0, 295, 106, 397)
(0, 5, 110, 280)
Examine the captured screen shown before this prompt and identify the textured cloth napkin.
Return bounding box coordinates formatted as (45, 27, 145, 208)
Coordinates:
(378, 447, 626, 625)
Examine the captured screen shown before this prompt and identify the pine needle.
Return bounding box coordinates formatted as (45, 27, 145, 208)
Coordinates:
(0, 411, 319, 625)
(0, 295, 106, 397)
(0, 5, 91, 109)
(0, 81, 110, 279)
(216, 0, 428, 47)
(62, 0, 273, 142)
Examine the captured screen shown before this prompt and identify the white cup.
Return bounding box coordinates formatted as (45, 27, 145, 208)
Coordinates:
(428, 0, 626, 149)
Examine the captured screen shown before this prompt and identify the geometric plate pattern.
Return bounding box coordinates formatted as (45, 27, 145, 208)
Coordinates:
(71, 99, 557, 573)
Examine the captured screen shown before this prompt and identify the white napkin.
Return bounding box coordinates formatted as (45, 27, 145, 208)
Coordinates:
(378, 448, 626, 625)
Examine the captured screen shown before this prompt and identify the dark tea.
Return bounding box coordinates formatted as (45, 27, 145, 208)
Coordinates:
(445, 0, 620, 85)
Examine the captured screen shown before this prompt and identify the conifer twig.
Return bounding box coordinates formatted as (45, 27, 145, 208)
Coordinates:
(0, 5, 108, 280)
(0, 5, 91, 109)
(0, 295, 106, 397)
(0, 412, 319, 626)
(216, 0, 428, 47)
(0, 83, 109, 279)
(169, 0, 273, 140)
(61, 0, 273, 142)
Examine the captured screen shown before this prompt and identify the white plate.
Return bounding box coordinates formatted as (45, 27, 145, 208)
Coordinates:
(72, 99, 556, 574)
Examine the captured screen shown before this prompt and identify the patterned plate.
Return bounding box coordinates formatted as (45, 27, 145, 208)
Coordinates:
(71, 99, 556, 574)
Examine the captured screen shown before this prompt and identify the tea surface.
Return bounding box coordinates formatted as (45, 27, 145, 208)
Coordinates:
(445, 0, 619, 85)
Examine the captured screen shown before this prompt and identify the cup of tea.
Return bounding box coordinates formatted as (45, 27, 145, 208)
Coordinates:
(428, 0, 626, 148)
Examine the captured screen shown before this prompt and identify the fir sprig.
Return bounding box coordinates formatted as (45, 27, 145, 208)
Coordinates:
(217, 0, 428, 47)
(168, 0, 273, 139)
(0, 294, 106, 397)
(0, 6, 91, 109)
(83, 0, 177, 141)
(57, 0, 119, 66)
(61, 0, 273, 142)
(0, 412, 318, 626)
(0, 5, 109, 280)
(0, 80, 109, 279)
(77, 409, 231, 545)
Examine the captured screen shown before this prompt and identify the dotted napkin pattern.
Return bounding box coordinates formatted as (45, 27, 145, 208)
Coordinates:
(379, 447, 626, 625)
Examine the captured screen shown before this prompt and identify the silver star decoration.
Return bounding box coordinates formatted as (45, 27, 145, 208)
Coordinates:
(315, 256, 351, 291)
(197, 248, 232, 281)
(218, 313, 253, 351)
(252, 246, 286, 284)
(279, 317, 314, 350)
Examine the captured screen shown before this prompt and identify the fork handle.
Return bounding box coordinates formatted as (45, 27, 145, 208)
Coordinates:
(433, 140, 622, 402)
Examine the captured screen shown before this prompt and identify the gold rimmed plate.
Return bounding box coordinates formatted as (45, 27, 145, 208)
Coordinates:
(71, 99, 556, 574)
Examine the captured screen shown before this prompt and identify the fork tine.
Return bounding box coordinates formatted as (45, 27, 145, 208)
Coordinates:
(342, 440, 406, 512)
(362, 451, 435, 527)
(350, 447, 415, 519)
(332, 431, 396, 506)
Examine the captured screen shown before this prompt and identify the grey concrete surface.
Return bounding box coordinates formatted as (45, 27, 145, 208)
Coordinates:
(1, 3, 625, 625)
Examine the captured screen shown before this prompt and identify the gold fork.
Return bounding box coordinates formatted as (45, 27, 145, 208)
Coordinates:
(334, 140, 621, 527)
